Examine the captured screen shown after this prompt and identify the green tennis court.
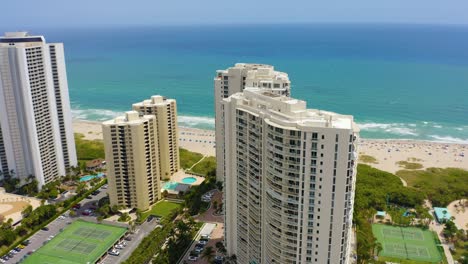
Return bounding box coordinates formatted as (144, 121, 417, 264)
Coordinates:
(23, 220, 127, 264)
(372, 224, 442, 263)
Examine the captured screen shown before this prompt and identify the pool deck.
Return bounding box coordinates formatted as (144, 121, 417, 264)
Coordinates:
(171, 170, 205, 186)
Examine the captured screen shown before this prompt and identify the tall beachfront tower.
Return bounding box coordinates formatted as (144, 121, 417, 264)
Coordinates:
(0, 32, 77, 188)
(222, 89, 359, 264)
(102, 111, 161, 211)
(214, 63, 290, 182)
(132, 95, 179, 180)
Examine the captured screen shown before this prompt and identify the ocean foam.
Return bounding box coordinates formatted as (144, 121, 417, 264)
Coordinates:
(358, 122, 419, 136)
(178, 115, 215, 128)
(72, 108, 124, 121)
(428, 135, 468, 144)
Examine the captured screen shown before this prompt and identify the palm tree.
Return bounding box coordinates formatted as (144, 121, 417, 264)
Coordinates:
(375, 242, 383, 256)
(202, 246, 215, 263)
(225, 254, 237, 264)
(215, 241, 224, 251)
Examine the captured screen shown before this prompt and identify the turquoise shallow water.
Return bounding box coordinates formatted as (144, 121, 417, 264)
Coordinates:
(28, 24, 468, 143)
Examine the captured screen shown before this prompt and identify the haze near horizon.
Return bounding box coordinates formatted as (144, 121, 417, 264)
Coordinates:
(1, 0, 468, 29)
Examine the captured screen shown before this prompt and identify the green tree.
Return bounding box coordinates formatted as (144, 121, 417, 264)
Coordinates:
(443, 220, 458, 241)
(202, 246, 215, 263)
(21, 205, 33, 218)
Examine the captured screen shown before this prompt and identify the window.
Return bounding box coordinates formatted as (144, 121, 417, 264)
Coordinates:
(312, 133, 318, 140)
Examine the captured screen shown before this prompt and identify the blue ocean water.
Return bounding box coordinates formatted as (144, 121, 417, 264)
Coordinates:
(26, 24, 468, 142)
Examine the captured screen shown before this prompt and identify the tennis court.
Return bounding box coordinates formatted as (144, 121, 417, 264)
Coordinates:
(372, 224, 442, 263)
(23, 220, 127, 264)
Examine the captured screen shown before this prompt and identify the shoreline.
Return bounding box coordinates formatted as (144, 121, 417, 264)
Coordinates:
(73, 119, 467, 172)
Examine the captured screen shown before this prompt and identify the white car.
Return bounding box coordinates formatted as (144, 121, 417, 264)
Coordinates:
(115, 244, 124, 250)
(108, 249, 120, 256)
(188, 255, 198, 261)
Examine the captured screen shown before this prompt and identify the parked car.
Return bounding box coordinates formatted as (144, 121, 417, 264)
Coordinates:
(115, 244, 124, 250)
(214, 256, 224, 264)
(41, 227, 49, 231)
(188, 251, 199, 261)
(124, 236, 133, 241)
(21, 239, 30, 246)
(72, 203, 81, 209)
(86, 195, 92, 199)
(108, 249, 120, 256)
(82, 211, 90, 216)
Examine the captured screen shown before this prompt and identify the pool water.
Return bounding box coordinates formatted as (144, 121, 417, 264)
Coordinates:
(79, 172, 105, 182)
(163, 182, 179, 190)
(181, 177, 197, 184)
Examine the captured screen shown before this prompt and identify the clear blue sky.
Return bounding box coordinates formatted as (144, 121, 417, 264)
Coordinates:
(2, 0, 468, 28)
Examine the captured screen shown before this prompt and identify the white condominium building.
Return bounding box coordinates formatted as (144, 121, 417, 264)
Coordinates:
(222, 89, 359, 264)
(132, 95, 179, 180)
(102, 111, 161, 211)
(0, 32, 77, 188)
(214, 63, 290, 182)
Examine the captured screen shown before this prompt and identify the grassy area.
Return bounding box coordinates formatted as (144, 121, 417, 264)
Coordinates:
(359, 154, 379, 164)
(397, 167, 468, 206)
(74, 133, 105, 160)
(396, 160, 423, 170)
(190, 156, 216, 177)
(179, 148, 204, 169)
(141, 200, 181, 221)
(23, 220, 126, 264)
(373, 224, 442, 263)
(452, 240, 468, 263)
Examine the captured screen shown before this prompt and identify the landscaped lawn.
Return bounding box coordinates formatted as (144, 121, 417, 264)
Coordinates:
(141, 200, 181, 221)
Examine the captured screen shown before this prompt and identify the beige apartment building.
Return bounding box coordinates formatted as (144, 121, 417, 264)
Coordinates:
(214, 63, 290, 182)
(102, 111, 161, 211)
(133, 95, 179, 180)
(222, 89, 359, 264)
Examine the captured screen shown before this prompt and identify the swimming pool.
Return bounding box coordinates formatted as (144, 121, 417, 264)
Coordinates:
(181, 177, 197, 184)
(163, 181, 179, 190)
(79, 172, 105, 182)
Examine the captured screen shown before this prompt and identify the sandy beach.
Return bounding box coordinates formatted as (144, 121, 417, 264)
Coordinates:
(359, 139, 468, 173)
(73, 120, 467, 172)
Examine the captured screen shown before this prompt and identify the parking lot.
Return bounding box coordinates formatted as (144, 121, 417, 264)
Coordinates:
(1, 185, 113, 264)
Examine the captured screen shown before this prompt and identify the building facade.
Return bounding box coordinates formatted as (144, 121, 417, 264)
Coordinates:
(222, 89, 359, 264)
(102, 111, 161, 211)
(132, 95, 179, 180)
(214, 63, 290, 182)
(0, 32, 77, 187)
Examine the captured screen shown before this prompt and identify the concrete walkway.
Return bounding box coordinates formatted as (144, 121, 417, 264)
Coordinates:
(188, 155, 207, 171)
(428, 209, 455, 264)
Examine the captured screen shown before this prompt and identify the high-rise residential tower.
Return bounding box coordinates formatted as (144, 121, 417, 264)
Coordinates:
(132, 95, 179, 180)
(214, 63, 290, 182)
(222, 89, 359, 264)
(102, 111, 161, 211)
(0, 32, 77, 187)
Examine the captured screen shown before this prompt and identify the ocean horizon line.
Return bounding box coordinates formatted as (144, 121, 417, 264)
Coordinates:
(9, 21, 468, 32)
